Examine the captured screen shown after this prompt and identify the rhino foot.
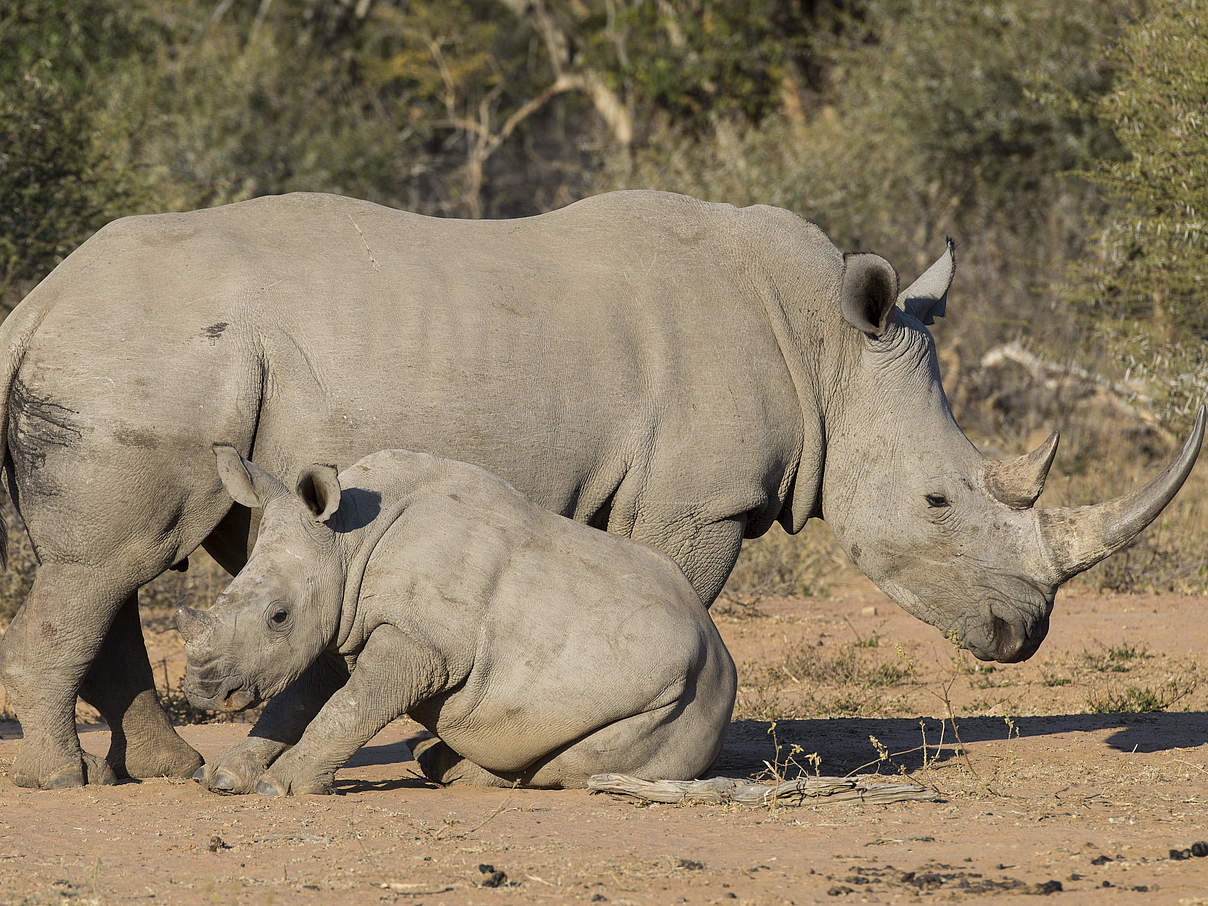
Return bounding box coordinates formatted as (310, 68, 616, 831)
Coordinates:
(11, 751, 117, 790)
(415, 738, 512, 788)
(254, 772, 334, 797)
(251, 742, 337, 796)
(254, 777, 287, 797)
(118, 733, 203, 781)
(83, 753, 119, 786)
(194, 737, 289, 795)
(196, 764, 258, 795)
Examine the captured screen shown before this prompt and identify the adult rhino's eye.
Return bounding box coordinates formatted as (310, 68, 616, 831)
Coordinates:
(269, 607, 289, 627)
(925, 494, 950, 508)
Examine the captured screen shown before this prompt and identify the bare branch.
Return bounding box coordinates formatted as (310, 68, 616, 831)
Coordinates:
(494, 0, 633, 146)
(979, 340, 1172, 437)
(588, 773, 935, 807)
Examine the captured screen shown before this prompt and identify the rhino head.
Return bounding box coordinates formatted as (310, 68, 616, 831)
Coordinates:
(176, 445, 344, 711)
(822, 242, 1204, 663)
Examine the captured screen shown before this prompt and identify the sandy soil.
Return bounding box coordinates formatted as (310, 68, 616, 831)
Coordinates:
(2, 579, 1208, 905)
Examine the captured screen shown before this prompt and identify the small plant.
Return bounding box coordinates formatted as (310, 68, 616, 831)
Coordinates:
(1080, 641, 1151, 674)
(751, 722, 827, 809)
(757, 720, 820, 788)
(771, 642, 915, 691)
(1086, 676, 1198, 714)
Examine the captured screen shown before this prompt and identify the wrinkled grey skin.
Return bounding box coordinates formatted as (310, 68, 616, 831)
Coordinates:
(0, 190, 1200, 789)
(178, 446, 735, 795)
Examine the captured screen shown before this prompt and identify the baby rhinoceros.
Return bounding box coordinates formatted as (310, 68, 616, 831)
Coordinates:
(177, 445, 736, 795)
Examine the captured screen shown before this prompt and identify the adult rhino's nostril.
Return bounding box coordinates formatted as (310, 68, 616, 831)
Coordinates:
(991, 613, 1044, 663)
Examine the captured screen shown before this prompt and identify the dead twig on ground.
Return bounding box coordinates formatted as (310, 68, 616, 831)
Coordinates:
(587, 773, 935, 807)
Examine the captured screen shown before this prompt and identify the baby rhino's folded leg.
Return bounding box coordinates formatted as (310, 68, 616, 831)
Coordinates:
(196, 652, 350, 794)
(412, 737, 515, 787)
(522, 637, 736, 789)
(255, 627, 439, 796)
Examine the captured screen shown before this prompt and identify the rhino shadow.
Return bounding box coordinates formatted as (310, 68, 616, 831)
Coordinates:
(332, 737, 439, 793)
(714, 713, 1208, 776)
(247, 713, 1205, 794)
(335, 487, 381, 532)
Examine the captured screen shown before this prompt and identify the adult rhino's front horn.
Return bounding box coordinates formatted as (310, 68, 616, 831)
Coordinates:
(1036, 404, 1205, 584)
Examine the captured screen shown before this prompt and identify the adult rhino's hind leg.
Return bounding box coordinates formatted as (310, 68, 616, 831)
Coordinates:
(77, 592, 203, 780)
(0, 427, 239, 788)
(0, 564, 129, 788)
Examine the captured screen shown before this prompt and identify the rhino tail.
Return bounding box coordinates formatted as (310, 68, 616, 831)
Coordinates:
(0, 295, 53, 570)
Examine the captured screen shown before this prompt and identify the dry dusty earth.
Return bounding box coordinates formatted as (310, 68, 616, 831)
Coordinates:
(2, 578, 1208, 904)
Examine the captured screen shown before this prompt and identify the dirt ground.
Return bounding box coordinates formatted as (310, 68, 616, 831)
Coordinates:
(3, 578, 1208, 905)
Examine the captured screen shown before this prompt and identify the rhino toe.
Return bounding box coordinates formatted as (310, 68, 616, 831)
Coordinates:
(255, 777, 287, 797)
(210, 769, 248, 793)
(41, 767, 86, 790)
(82, 753, 119, 786)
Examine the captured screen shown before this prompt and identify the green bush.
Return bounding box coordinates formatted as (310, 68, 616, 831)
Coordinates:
(1067, 0, 1208, 419)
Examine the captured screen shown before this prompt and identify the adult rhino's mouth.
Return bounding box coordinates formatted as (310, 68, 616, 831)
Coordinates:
(960, 601, 1051, 664)
(869, 574, 1053, 663)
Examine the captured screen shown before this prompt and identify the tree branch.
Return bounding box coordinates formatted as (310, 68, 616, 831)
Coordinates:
(494, 0, 632, 146)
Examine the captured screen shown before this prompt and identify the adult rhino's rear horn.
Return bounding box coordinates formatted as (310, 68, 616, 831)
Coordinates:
(1037, 404, 1205, 583)
(986, 431, 1059, 508)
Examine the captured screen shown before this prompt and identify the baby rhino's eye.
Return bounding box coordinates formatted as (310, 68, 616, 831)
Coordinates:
(270, 607, 289, 626)
(925, 494, 950, 508)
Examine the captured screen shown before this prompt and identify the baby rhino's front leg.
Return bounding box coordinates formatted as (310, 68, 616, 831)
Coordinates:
(255, 627, 436, 796)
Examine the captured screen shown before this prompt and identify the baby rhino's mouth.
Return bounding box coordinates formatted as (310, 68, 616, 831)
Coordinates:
(183, 670, 260, 712)
(222, 687, 258, 712)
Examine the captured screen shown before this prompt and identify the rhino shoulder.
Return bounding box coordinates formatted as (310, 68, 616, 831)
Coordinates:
(734, 203, 842, 263)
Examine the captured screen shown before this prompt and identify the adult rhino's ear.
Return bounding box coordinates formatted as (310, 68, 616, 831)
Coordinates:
(840, 253, 899, 337)
(295, 463, 341, 523)
(897, 237, 955, 326)
(213, 443, 286, 509)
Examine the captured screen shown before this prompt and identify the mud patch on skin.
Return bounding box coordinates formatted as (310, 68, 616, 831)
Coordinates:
(114, 426, 160, 450)
(201, 322, 229, 343)
(9, 381, 84, 447)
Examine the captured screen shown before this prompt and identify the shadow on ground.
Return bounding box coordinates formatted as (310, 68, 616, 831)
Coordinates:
(714, 713, 1208, 776)
(3, 714, 1201, 785)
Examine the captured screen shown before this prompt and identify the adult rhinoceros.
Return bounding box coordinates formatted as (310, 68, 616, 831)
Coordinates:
(0, 190, 1200, 790)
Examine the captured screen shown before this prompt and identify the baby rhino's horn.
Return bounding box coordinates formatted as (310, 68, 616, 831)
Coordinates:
(174, 600, 214, 646)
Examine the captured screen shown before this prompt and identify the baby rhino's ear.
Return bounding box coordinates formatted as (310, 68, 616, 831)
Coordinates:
(213, 443, 286, 509)
(296, 463, 341, 522)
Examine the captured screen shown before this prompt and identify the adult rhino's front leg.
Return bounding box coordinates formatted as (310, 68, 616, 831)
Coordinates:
(631, 514, 747, 607)
(196, 651, 350, 794)
(254, 627, 428, 796)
